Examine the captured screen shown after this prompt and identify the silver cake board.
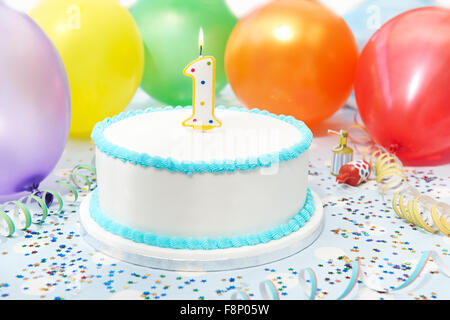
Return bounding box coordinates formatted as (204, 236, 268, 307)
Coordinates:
(79, 191, 324, 272)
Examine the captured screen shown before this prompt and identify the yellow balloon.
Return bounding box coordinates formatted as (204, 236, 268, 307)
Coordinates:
(30, 0, 144, 138)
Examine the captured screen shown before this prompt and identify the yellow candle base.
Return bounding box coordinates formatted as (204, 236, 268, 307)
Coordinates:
(192, 124, 218, 131)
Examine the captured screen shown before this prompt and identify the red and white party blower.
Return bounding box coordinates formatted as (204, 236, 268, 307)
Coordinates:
(336, 160, 371, 187)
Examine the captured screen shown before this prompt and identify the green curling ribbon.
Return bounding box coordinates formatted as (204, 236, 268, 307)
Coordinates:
(0, 163, 98, 237)
(56, 182, 79, 202)
(1, 201, 32, 231)
(0, 210, 15, 237)
(20, 194, 48, 225)
(70, 164, 97, 191)
(39, 189, 64, 214)
(299, 268, 318, 300)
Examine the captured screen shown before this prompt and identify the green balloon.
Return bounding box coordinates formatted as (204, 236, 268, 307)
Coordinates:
(130, 0, 237, 106)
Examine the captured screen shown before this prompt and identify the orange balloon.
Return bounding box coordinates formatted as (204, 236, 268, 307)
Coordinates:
(225, 0, 358, 126)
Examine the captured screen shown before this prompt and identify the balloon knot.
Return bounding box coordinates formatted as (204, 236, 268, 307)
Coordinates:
(26, 183, 41, 194)
(27, 185, 54, 208)
(388, 144, 399, 155)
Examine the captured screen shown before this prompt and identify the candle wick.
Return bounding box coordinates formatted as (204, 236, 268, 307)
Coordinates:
(199, 45, 203, 57)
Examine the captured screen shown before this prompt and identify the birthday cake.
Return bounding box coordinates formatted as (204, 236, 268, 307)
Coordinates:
(87, 105, 316, 253)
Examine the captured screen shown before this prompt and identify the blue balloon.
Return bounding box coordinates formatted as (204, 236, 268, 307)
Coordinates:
(343, 0, 435, 51)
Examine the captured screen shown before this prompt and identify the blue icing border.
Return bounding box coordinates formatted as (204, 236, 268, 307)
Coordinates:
(89, 188, 315, 250)
(91, 106, 313, 175)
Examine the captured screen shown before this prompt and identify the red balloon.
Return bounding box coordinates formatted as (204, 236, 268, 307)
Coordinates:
(355, 7, 450, 166)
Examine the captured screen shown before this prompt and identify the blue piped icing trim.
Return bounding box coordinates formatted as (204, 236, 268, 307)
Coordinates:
(91, 106, 313, 175)
(90, 188, 315, 250)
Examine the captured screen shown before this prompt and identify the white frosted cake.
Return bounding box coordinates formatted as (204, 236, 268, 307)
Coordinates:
(87, 106, 317, 255)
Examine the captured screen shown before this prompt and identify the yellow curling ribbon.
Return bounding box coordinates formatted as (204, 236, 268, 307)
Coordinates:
(392, 192, 405, 219)
(376, 169, 406, 184)
(381, 180, 406, 202)
(377, 163, 404, 176)
(348, 123, 368, 133)
(431, 206, 450, 236)
(407, 198, 421, 227)
(347, 120, 449, 235)
(360, 145, 450, 236)
(411, 199, 438, 233)
(375, 153, 390, 172)
(441, 215, 450, 231)
(398, 194, 410, 222)
(368, 150, 383, 170)
(407, 198, 426, 230)
(0, 164, 97, 237)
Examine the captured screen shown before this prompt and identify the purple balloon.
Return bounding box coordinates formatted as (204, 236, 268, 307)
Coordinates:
(0, 3, 71, 201)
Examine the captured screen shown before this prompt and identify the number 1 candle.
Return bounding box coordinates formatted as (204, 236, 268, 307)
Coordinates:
(182, 28, 222, 131)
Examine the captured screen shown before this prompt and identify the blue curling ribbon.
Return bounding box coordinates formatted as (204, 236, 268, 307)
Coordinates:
(299, 268, 318, 300)
(392, 251, 430, 291)
(259, 280, 280, 300)
(230, 290, 251, 300)
(239, 250, 449, 301)
(336, 260, 360, 300)
(360, 250, 450, 294)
